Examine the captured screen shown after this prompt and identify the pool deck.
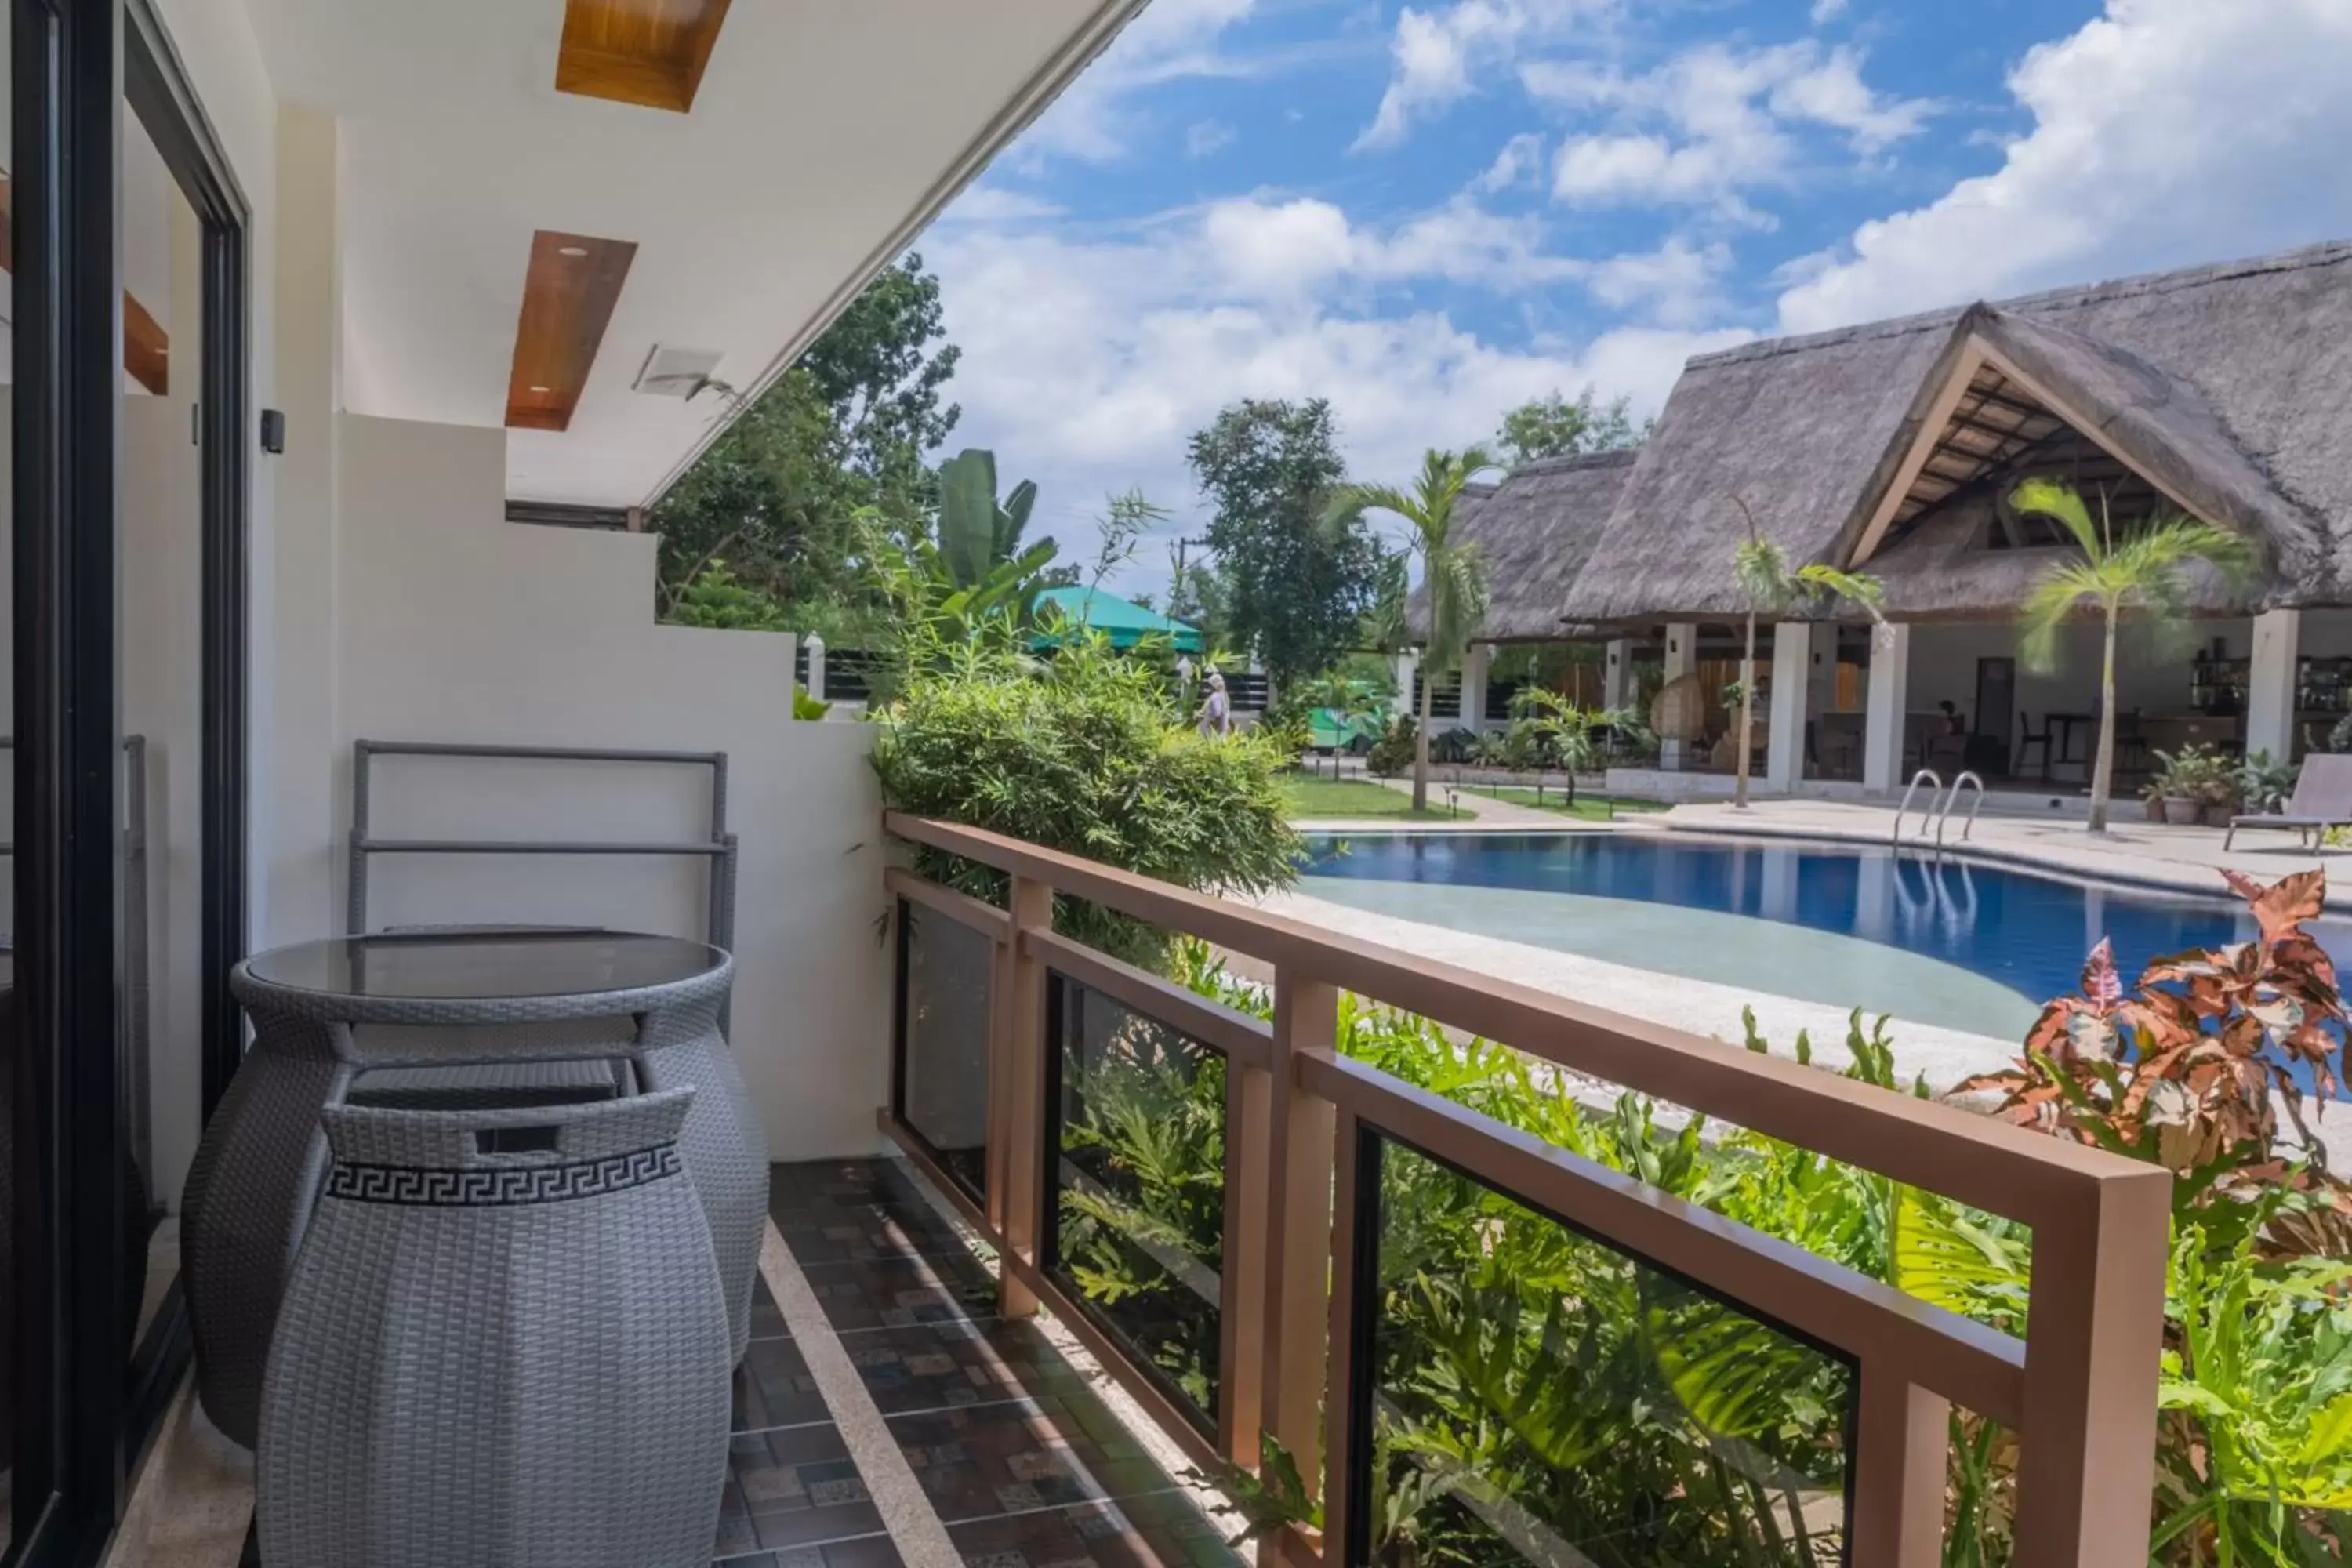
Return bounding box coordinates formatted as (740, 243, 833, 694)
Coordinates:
(1657, 798, 2348, 906)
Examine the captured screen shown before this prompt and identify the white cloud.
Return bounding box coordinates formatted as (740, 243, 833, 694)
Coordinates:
(1778, 0, 2352, 333)
(936, 186, 1067, 224)
(1185, 119, 1240, 158)
(1809, 0, 1849, 23)
(922, 212, 1745, 589)
(1016, 0, 1261, 163)
(1583, 237, 1733, 325)
(1528, 41, 1931, 215)
(1355, 0, 1615, 151)
(1473, 131, 1550, 193)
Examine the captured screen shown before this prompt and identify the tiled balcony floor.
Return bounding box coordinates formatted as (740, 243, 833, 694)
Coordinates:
(216, 1157, 1238, 1568)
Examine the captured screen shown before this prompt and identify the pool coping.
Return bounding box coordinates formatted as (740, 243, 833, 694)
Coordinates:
(1295, 816, 2323, 913)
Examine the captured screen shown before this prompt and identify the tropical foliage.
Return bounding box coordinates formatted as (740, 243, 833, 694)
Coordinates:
(2013, 480, 2257, 833)
(1042, 870, 2352, 1566)
(1494, 387, 1650, 470)
(1188, 398, 1385, 686)
(1727, 495, 1886, 809)
(1328, 448, 1500, 812)
(869, 628, 1298, 962)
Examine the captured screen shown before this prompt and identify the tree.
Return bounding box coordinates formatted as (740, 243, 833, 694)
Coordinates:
(651, 253, 963, 619)
(1328, 448, 1498, 811)
(1728, 498, 1888, 811)
(1187, 399, 1381, 687)
(796, 252, 963, 496)
(2014, 480, 2256, 833)
(1494, 387, 1647, 470)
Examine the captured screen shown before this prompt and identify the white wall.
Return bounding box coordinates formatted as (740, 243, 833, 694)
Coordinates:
(327, 413, 891, 1158)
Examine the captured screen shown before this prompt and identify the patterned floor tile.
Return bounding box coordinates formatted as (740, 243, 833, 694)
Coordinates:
(771, 1159, 973, 1265)
(717, 1421, 888, 1557)
(889, 1398, 1171, 1524)
(800, 1254, 999, 1334)
(717, 1533, 906, 1568)
(751, 1272, 790, 1341)
(943, 1493, 1244, 1568)
(841, 1316, 1094, 1416)
(734, 1334, 833, 1432)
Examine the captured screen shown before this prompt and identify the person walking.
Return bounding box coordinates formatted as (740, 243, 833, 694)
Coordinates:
(1196, 671, 1232, 738)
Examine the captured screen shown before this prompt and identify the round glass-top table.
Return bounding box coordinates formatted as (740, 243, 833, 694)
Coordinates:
(184, 927, 766, 1450)
(238, 929, 728, 1026)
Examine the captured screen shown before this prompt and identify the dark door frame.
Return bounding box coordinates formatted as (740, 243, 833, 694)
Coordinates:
(9, 0, 249, 1559)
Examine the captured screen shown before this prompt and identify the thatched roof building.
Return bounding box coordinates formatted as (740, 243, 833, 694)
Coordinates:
(1407, 448, 1635, 641)
(1524, 240, 2352, 626)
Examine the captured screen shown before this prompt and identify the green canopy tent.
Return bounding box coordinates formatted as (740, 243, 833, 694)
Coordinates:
(1030, 586, 1204, 654)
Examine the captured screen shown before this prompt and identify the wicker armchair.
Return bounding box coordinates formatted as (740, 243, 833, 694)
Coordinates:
(256, 1090, 731, 1568)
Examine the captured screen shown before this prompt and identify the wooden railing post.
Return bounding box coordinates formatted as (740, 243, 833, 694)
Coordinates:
(1221, 1053, 1273, 1469)
(2011, 1167, 2171, 1568)
(1849, 1369, 1948, 1568)
(995, 875, 1054, 1319)
(1260, 973, 1338, 1526)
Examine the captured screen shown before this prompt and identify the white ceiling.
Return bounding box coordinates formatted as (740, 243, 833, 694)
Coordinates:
(244, 0, 1141, 508)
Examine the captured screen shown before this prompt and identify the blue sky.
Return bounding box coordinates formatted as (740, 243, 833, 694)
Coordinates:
(913, 0, 2352, 595)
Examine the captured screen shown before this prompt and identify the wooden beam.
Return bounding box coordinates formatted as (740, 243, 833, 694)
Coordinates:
(555, 0, 735, 114)
(503, 230, 637, 434)
(1, 172, 170, 394)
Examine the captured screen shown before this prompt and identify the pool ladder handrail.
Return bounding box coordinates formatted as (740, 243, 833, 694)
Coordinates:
(1935, 771, 1987, 848)
(1891, 768, 1942, 844)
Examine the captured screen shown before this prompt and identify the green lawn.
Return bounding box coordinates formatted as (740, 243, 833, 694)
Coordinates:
(1479, 786, 1671, 821)
(1281, 775, 1478, 821)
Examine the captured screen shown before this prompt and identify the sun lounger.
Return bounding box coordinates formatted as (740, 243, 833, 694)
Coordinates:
(2224, 752, 2352, 849)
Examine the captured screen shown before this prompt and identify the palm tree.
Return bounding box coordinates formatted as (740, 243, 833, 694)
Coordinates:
(1329, 448, 1497, 811)
(1727, 500, 1889, 809)
(2013, 479, 2256, 833)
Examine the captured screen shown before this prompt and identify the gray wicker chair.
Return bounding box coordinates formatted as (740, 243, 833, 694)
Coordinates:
(256, 1090, 731, 1568)
(188, 944, 766, 1450)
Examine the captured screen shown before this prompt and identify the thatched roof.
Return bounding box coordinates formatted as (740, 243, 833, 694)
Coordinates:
(1408, 449, 1635, 641)
(1555, 239, 2352, 622)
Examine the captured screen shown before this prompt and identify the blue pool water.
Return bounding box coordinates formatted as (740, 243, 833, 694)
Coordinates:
(1299, 832, 2351, 1038)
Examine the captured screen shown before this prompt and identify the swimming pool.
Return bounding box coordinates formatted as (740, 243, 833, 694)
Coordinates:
(1298, 831, 2342, 1041)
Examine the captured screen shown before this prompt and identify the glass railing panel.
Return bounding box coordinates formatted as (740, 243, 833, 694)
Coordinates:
(892, 896, 996, 1203)
(1351, 1134, 1856, 1568)
(1041, 972, 1228, 1436)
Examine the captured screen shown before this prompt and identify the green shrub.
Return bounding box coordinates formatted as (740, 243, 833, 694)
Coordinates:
(870, 630, 1299, 960)
(1367, 716, 1416, 777)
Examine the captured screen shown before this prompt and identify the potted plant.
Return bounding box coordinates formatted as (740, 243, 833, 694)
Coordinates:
(2151, 745, 2223, 826)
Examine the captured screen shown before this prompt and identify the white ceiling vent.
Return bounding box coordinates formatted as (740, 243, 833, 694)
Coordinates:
(633, 344, 725, 400)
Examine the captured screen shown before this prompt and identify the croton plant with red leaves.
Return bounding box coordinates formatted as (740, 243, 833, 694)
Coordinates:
(1958, 868, 2352, 1246)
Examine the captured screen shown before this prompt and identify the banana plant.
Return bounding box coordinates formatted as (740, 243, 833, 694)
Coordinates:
(935, 448, 1046, 587)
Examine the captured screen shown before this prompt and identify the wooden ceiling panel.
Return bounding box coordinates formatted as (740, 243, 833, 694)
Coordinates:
(505, 230, 639, 433)
(555, 0, 734, 114)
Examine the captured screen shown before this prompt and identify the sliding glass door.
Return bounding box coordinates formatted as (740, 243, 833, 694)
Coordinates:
(5, 0, 247, 1561)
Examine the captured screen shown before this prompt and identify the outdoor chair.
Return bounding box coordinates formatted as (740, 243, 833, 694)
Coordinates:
(256, 1091, 731, 1568)
(2223, 752, 2352, 849)
(2017, 713, 2054, 780)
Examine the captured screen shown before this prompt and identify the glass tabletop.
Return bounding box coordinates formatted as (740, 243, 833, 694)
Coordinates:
(244, 929, 724, 1000)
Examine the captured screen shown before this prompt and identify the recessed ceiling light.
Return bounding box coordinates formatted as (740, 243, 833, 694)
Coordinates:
(557, 245, 589, 258)
(529, 384, 551, 394)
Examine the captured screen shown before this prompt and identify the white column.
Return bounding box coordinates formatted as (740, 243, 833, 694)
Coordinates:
(1864, 623, 1914, 794)
(1460, 644, 1493, 734)
(1392, 650, 1419, 717)
(1766, 622, 1811, 792)
(1664, 622, 1697, 684)
(1602, 638, 1631, 710)
(2246, 609, 2302, 762)
(268, 103, 347, 946)
(802, 633, 827, 702)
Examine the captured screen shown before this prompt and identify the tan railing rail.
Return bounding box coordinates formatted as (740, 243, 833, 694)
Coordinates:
(878, 811, 2171, 1568)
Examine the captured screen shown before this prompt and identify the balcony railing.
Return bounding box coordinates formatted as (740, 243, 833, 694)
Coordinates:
(878, 811, 2171, 1568)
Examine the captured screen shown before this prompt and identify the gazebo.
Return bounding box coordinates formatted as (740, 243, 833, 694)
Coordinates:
(1031, 586, 1205, 654)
